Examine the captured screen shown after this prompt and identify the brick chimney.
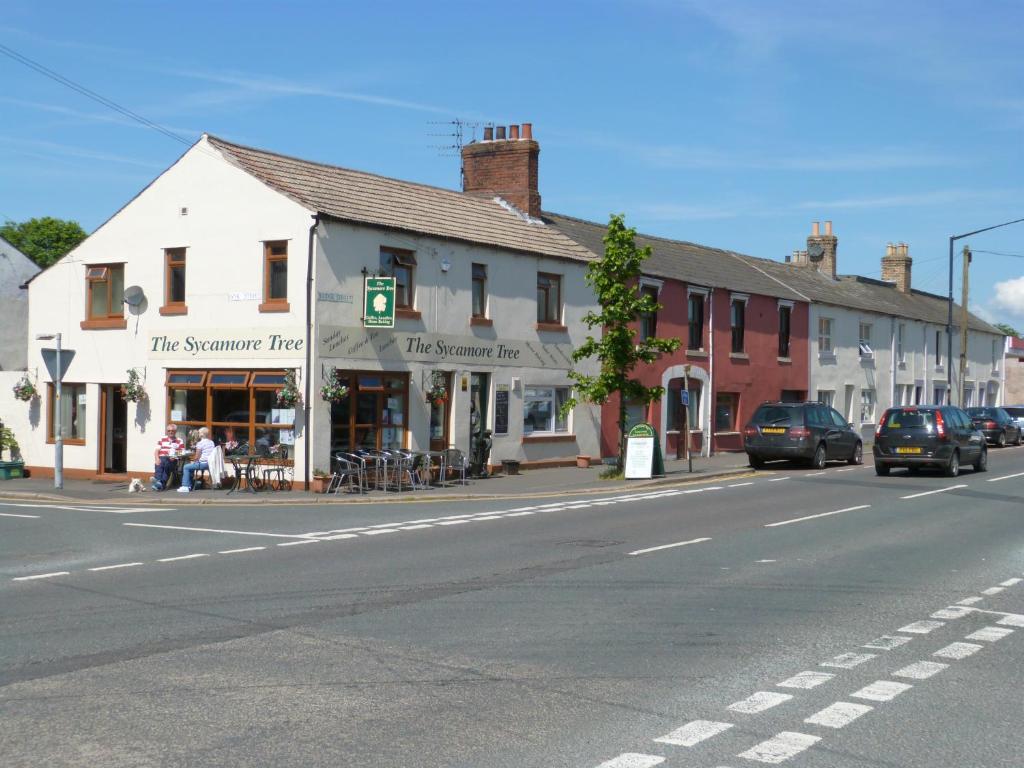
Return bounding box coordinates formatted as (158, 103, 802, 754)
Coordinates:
(881, 242, 913, 293)
(462, 122, 541, 218)
(801, 219, 838, 279)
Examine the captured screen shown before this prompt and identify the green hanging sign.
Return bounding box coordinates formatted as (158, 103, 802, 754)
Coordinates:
(364, 276, 396, 328)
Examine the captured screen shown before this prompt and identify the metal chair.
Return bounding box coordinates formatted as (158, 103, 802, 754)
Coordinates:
(328, 454, 363, 494)
(336, 452, 370, 493)
(443, 448, 468, 485)
(261, 445, 291, 491)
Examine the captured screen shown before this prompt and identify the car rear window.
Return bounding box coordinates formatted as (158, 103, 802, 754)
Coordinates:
(883, 409, 935, 429)
(966, 408, 997, 419)
(1005, 407, 1024, 418)
(752, 405, 798, 424)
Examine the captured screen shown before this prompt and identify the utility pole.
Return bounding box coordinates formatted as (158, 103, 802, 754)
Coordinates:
(958, 246, 971, 407)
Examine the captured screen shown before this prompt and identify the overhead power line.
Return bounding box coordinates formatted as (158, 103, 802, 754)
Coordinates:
(972, 249, 1024, 259)
(0, 42, 194, 148)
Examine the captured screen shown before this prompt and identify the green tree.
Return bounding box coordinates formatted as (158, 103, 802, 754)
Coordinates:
(0, 216, 88, 268)
(994, 322, 1020, 338)
(563, 214, 682, 470)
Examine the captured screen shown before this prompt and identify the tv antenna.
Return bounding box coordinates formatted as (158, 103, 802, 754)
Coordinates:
(428, 118, 482, 157)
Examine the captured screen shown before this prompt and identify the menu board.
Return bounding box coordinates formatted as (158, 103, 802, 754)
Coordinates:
(494, 386, 509, 436)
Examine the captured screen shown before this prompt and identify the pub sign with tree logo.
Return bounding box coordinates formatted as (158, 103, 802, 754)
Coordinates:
(364, 276, 396, 328)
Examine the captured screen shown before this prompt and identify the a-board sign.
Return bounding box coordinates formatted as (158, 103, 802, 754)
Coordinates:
(624, 422, 665, 479)
(364, 277, 396, 328)
(494, 385, 510, 435)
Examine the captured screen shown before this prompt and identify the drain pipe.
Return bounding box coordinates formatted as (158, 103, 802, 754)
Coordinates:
(303, 213, 321, 491)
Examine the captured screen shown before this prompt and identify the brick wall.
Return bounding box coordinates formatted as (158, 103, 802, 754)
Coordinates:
(462, 138, 541, 218)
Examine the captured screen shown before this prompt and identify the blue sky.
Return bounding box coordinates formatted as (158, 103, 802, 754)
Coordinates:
(2, 1, 1023, 326)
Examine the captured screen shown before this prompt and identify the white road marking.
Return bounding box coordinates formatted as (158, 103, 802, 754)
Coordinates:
(737, 731, 820, 764)
(654, 719, 732, 747)
(757, 559, 777, 563)
(361, 529, 398, 535)
(124, 523, 307, 539)
(321, 533, 360, 540)
(931, 606, 973, 619)
(822, 652, 876, 669)
(728, 482, 754, 488)
(12, 571, 70, 581)
(728, 691, 793, 714)
(900, 484, 967, 500)
(806, 472, 828, 477)
(504, 511, 534, 517)
(863, 635, 912, 651)
(0, 512, 40, 518)
(957, 596, 984, 605)
(278, 539, 320, 546)
(999, 577, 1022, 587)
(966, 626, 1014, 642)
(897, 620, 944, 634)
(157, 553, 207, 562)
(596, 754, 664, 768)
(473, 515, 502, 520)
(804, 702, 873, 729)
(2, 503, 170, 514)
(218, 547, 266, 554)
(565, 503, 593, 509)
(627, 537, 711, 556)
(765, 505, 870, 527)
(987, 471, 1024, 482)
(438, 520, 470, 526)
(835, 467, 858, 472)
(767, 477, 791, 482)
(777, 671, 834, 689)
(851, 680, 912, 702)
(933, 642, 983, 659)
(996, 614, 1024, 628)
(397, 525, 432, 531)
(507, 506, 537, 512)
(893, 661, 948, 680)
(982, 587, 1004, 595)
(88, 562, 143, 571)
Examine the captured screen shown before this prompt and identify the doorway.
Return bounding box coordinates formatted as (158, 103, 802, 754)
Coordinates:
(429, 371, 453, 451)
(99, 384, 127, 474)
(470, 373, 489, 445)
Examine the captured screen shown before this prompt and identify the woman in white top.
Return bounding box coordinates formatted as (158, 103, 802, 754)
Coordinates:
(179, 427, 216, 493)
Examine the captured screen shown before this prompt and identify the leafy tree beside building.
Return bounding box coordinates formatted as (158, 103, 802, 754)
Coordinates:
(0, 217, 87, 268)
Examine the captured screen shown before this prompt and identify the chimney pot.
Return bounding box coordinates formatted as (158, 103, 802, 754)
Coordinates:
(483, 126, 493, 141)
(495, 126, 506, 140)
(886, 243, 895, 257)
(811, 221, 820, 236)
(824, 220, 833, 236)
(522, 122, 533, 139)
(461, 120, 542, 218)
(509, 124, 520, 140)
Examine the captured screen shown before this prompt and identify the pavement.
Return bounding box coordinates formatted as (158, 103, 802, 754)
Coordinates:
(0, 451, 755, 504)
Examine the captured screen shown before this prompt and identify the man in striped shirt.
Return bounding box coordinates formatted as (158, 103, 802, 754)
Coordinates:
(151, 424, 185, 491)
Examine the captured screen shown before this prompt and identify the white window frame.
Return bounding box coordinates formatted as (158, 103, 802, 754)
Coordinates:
(897, 323, 906, 365)
(523, 385, 571, 435)
(859, 322, 874, 358)
(817, 389, 835, 408)
(687, 286, 710, 352)
(935, 330, 944, 370)
(818, 317, 834, 356)
(859, 388, 876, 424)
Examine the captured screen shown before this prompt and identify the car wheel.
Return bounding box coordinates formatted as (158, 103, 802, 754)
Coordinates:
(1015, 431, 1023, 446)
(974, 446, 988, 473)
(810, 443, 826, 470)
(874, 462, 890, 476)
(748, 454, 764, 469)
(943, 450, 960, 477)
(848, 442, 863, 465)
(997, 431, 1007, 448)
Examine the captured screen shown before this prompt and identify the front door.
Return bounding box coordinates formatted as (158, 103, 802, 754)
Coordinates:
(99, 384, 127, 474)
(470, 373, 488, 445)
(429, 372, 452, 452)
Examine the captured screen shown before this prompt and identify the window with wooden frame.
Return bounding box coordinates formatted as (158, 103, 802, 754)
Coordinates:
(778, 303, 792, 358)
(471, 263, 489, 323)
(536, 272, 562, 327)
(161, 248, 187, 315)
(260, 241, 289, 312)
(82, 264, 126, 329)
(730, 298, 746, 354)
(688, 291, 705, 351)
(380, 248, 417, 311)
(47, 383, 87, 444)
(639, 285, 659, 341)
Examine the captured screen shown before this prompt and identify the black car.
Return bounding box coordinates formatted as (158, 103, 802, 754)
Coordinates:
(964, 407, 1023, 447)
(743, 402, 862, 469)
(873, 405, 987, 477)
(1005, 406, 1024, 433)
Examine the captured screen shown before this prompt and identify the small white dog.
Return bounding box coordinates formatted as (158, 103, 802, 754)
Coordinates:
(128, 478, 147, 493)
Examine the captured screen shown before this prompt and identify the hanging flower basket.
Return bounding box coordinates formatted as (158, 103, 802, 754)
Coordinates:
(121, 368, 147, 403)
(12, 375, 37, 402)
(426, 385, 448, 405)
(276, 369, 303, 408)
(320, 367, 350, 404)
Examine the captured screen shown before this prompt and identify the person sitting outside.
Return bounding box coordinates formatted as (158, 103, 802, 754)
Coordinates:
(151, 424, 185, 491)
(178, 427, 216, 493)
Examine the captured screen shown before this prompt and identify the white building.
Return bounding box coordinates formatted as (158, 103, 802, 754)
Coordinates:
(17, 128, 600, 484)
(0, 235, 39, 371)
(750, 223, 1005, 441)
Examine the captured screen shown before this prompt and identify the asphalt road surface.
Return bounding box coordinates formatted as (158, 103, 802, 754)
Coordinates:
(2, 446, 1023, 768)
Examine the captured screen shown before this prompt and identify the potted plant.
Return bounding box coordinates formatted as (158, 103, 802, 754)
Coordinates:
(12, 374, 37, 402)
(121, 368, 147, 403)
(320, 367, 349, 404)
(576, 455, 591, 469)
(310, 470, 331, 494)
(0, 426, 25, 478)
(277, 369, 303, 407)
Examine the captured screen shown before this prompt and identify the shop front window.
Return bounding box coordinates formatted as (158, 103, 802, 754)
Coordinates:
(523, 386, 570, 434)
(331, 371, 408, 453)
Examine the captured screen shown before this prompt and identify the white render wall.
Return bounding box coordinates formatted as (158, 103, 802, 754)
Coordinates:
(25, 137, 312, 478)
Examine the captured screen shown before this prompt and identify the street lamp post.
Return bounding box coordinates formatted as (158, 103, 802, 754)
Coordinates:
(946, 217, 1024, 405)
(36, 332, 63, 490)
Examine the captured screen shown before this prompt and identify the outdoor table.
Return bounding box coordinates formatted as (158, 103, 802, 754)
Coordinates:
(226, 454, 261, 494)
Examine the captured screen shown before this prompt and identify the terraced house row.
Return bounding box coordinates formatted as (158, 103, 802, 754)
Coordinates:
(0, 124, 1008, 485)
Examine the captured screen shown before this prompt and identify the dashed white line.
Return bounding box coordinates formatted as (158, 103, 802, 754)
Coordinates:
(957, 596, 984, 605)
(996, 614, 1024, 628)
(737, 731, 820, 764)
(863, 635, 912, 651)
(966, 626, 1014, 642)
(987, 471, 1024, 482)
(728, 482, 755, 488)
(777, 671, 835, 689)
(982, 587, 1004, 595)
(88, 562, 143, 571)
(767, 476, 791, 482)
(157, 553, 207, 562)
(125, 523, 308, 539)
(765, 505, 870, 527)
(438, 520, 470, 526)
(654, 719, 732, 747)
(504, 511, 534, 517)
(933, 642, 983, 659)
(596, 754, 664, 768)
(931, 606, 973, 619)
(473, 515, 502, 520)
(0, 512, 40, 518)
(627, 537, 711, 556)
(321, 533, 360, 539)
(851, 680, 912, 702)
(893, 660, 948, 680)
(897, 620, 944, 634)
(12, 571, 70, 581)
(999, 577, 1022, 587)
(804, 702, 873, 729)
(822, 652, 876, 669)
(728, 691, 793, 714)
(278, 539, 321, 546)
(398, 525, 432, 531)
(361, 529, 398, 536)
(900, 484, 967, 500)
(218, 547, 266, 554)
(805, 472, 828, 477)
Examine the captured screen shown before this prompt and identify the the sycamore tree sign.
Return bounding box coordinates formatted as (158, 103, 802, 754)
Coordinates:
(364, 276, 396, 328)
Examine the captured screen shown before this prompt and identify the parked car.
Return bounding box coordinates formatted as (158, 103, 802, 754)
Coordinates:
(1004, 405, 1024, 432)
(743, 402, 862, 469)
(873, 405, 986, 477)
(965, 407, 1023, 447)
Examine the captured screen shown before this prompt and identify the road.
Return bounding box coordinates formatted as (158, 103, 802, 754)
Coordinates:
(1, 447, 1022, 768)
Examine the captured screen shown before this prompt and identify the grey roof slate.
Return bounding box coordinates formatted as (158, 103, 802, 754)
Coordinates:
(206, 135, 594, 264)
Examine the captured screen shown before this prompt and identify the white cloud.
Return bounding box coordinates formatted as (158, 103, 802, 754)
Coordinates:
(991, 276, 1024, 318)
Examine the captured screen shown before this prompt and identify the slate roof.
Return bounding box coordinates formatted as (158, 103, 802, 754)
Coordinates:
(206, 135, 593, 264)
(544, 213, 806, 302)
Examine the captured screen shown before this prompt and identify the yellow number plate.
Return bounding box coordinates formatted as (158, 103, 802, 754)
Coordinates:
(762, 427, 786, 434)
(896, 447, 922, 455)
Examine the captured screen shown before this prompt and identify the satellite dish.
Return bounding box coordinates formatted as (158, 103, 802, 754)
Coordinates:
(807, 242, 825, 262)
(123, 285, 146, 307)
